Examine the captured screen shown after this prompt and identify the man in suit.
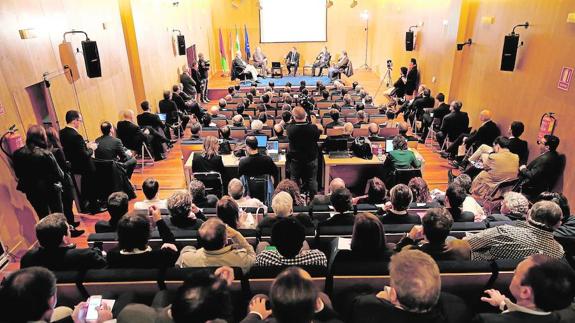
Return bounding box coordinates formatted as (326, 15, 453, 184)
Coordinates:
(436, 101, 469, 152)
(508, 121, 529, 165)
(137, 100, 172, 144)
(159, 90, 189, 133)
(328, 50, 350, 80)
(59, 110, 100, 213)
(405, 58, 419, 98)
(95, 121, 137, 179)
(232, 51, 258, 81)
(179, 67, 197, 97)
(252, 46, 269, 77)
(406, 87, 435, 125)
(419, 92, 450, 143)
(519, 135, 564, 200)
(171, 84, 189, 113)
(117, 109, 165, 161)
(352, 250, 471, 323)
(473, 255, 575, 323)
(285, 46, 300, 76)
(312, 46, 331, 76)
(443, 109, 500, 160)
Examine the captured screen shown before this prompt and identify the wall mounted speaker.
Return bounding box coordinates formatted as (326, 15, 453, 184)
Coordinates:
(500, 34, 519, 71)
(405, 31, 414, 51)
(58, 41, 80, 83)
(81, 40, 101, 78)
(177, 35, 186, 56)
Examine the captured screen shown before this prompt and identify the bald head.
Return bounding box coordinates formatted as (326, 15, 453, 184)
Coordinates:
(292, 106, 306, 121)
(198, 218, 227, 250)
(228, 178, 244, 200)
(210, 106, 220, 115)
(368, 123, 379, 136)
(343, 122, 353, 135)
(329, 178, 345, 193)
(273, 124, 284, 136)
(479, 110, 492, 122)
(123, 109, 134, 121)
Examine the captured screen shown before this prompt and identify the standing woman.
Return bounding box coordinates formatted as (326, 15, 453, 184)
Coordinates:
(12, 125, 65, 219)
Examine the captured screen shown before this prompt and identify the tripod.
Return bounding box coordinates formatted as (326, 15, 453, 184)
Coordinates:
(374, 67, 393, 98)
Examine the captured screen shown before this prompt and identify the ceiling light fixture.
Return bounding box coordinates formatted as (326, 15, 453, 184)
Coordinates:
(350, 0, 358, 8)
(326, 0, 333, 9)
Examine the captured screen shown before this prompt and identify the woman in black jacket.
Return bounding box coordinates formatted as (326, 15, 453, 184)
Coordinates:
(12, 125, 64, 219)
(192, 136, 227, 191)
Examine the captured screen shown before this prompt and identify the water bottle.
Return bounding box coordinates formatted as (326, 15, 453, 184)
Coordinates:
(378, 144, 382, 158)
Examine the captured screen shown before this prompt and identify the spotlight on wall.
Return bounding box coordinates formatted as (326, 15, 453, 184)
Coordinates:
(18, 28, 37, 39)
(456, 38, 472, 51)
(350, 0, 358, 8)
(326, 0, 334, 9)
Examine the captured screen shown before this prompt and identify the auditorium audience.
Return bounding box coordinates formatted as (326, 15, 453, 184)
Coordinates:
(257, 192, 313, 230)
(255, 217, 327, 267)
(436, 101, 469, 150)
(325, 109, 344, 130)
(445, 183, 476, 222)
(453, 174, 486, 220)
(191, 136, 226, 187)
(311, 178, 346, 206)
(228, 178, 266, 208)
(107, 207, 179, 268)
(95, 121, 137, 179)
(96, 192, 129, 233)
(485, 191, 529, 222)
(465, 200, 564, 260)
(273, 179, 306, 206)
(239, 136, 279, 184)
(167, 190, 204, 230)
(217, 195, 256, 229)
(134, 178, 167, 210)
(475, 255, 575, 322)
(356, 177, 388, 205)
(345, 212, 393, 260)
(176, 218, 256, 274)
(137, 100, 172, 142)
(395, 208, 471, 260)
(320, 188, 356, 226)
(159, 90, 189, 132)
(386, 135, 422, 169)
(519, 134, 564, 200)
(21, 213, 106, 271)
(379, 184, 421, 224)
(367, 123, 385, 141)
(351, 250, 471, 323)
(188, 179, 218, 208)
(408, 177, 439, 206)
(117, 109, 165, 161)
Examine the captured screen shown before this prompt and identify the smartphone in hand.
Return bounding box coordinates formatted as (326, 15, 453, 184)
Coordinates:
(86, 295, 102, 321)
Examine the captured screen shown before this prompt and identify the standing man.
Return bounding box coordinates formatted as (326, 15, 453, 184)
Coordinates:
(285, 47, 300, 76)
(286, 107, 322, 198)
(252, 47, 269, 77)
(312, 46, 331, 76)
(405, 58, 419, 98)
(198, 53, 210, 103)
(190, 61, 203, 102)
(59, 110, 100, 213)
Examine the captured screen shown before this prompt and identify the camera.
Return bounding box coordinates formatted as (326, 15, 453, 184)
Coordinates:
(386, 59, 393, 70)
(204, 60, 210, 68)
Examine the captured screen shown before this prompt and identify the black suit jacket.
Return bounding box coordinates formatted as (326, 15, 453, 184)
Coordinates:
(414, 96, 435, 111)
(466, 120, 500, 149)
(159, 99, 179, 123)
(433, 103, 451, 126)
(116, 120, 146, 151)
(21, 246, 107, 271)
(472, 311, 562, 323)
(405, 67, 418, 95)
(192, 153, 226, 181)
(172, 92, 188, 112)
(509, 137, 529, 165)
(59, 127, 95, 174)
(285, 51, 300, 66)
(180, 72, 196, 95)
(440, 111, 470, 141)
(12, 146, 64, 194)
(520, 151, 565, 196)
(137, 112, 164, 129)
(95, 135, 130, 162)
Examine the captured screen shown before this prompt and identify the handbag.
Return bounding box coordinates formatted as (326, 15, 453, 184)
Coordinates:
(351, 137, 373, 160)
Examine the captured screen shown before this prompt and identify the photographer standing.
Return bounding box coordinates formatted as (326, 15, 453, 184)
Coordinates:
(198, 53, 210, 103)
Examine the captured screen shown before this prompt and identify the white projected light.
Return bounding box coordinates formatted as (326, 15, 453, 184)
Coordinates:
(260, 0, 327, 43)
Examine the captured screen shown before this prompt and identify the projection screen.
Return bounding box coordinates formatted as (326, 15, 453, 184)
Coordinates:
(259, 0, 327, 43)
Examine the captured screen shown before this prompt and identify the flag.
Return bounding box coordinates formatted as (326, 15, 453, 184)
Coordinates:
(235, 26, 241, 53)
(244, 24, 251, 60)
(229, 31, 234, 71)
(218, 28, 228, 72)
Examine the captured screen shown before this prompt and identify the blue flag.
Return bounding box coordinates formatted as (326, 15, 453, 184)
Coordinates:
(244, 24, 251, 60)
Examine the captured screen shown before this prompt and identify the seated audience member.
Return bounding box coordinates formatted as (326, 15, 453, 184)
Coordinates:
(280, 111, 292, 127)
(398, 122, 418, 142)
(159, 90, 189, 132)
(96, 192, 129, 233)
(356, 110, 369, 127)
(117, 267, 235, 323)
(474, 255, 575, 323)
(188, 179, 218, 208)
(117, 109, 165, 161)
(258, 192, 313, 230)
(536, 192, 573, 235)
(219, 125, 233, 154)
(214, 102, 227, 117)
(342, 122, 354, 138)
(419, 92, 450, 142)
(356, 177, 388, 205)
(445, 183, 475, 222)
(191, 136, 226, 183)
(320, 188, 356, 226)
(188, 101, 206, 121)
(137, 100, 172, 141)
(508, 121, 529, 165)
(244, 267, 342, 323)
(386, 135, 422, 169)
(271, 124, 288, 142)
(341, 94, 354, 110)
(379, 184, 421, 224)
(486, 192, 529, 222)
(189, 122, 202, 140)
(21, 213, 106, 270)
(442, 109, 499, 159)
(465, 200, 565, 260)
(470, 136, 519, 200)
(436, 100, 469, 150)
(367, 123, 385, 142)
(238, 136, 279, 183)
(201, 114, 216, 128)
(95, 121, 137, 179)
(395, 208, 471, 261)
(519, 134, 564, 199)
(408, 177, 440, 206)
(232, 114, 245, 127)
(107, 207, 179, 268)
(217, 195, 255, 229)
(228, 178, 266, 208)
(324, 109, 344, 130)
(0, 267, 111, 323)
(351, 250, 471, 323)
(255, 217, 327, 266)
(342, 212, 393, 261)
(247, 119, 265, 136)
(273, 179, 306, 206)
(167, 190, 205, 230)
(134, 178, 167, 210)
(311, 178, 346, 206)
(453, 174, 485, 220)
(176, 218, 256, 274)
(236, 103, 252, 121)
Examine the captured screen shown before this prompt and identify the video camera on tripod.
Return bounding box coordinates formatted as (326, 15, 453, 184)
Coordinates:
(386, 59, 393, 70)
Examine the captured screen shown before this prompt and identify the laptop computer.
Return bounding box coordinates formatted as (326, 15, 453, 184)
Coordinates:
(385, 138, 394, 153)
(157, 113, 167, 122)
(326, 137, 350, 159)
(267, 140, 280, 161)
(255, 135, 268, 154)
(271, 61, 281, 68)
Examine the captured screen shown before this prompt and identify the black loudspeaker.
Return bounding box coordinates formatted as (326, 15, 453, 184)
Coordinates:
(500, 34, 519, 72)
(405, 31, 414, 51)
(177, 35, 186, 56)
(81, 40, 101, 78)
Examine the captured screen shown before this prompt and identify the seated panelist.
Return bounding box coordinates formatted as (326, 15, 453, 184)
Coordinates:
(232, 51, 258, 81)
(252, 47, 270, 77)
(285, 47, 300, 76)
(328, 50, 350, 80)
(312, 46, 331, 76)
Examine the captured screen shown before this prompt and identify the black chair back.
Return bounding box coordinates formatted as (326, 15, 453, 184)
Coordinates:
(194, 171, 223, 197)
(245, 175, 271, 205)
(394, 168, 422, 185)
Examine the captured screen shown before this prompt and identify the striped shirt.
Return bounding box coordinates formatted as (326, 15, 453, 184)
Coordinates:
(465, 221, 564, 261)
(255, 249, 327, 267)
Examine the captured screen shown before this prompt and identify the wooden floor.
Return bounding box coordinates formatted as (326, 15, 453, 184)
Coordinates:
(4, 70, 452, 271)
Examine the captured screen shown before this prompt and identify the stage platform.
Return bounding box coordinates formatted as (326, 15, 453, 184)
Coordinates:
(239, 75, 332, 87)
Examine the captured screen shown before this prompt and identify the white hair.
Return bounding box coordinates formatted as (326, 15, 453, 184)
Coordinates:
(251, 119, 263, 131)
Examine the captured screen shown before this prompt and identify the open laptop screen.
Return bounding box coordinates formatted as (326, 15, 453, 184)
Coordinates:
(255, 135, 268, 148)
(267, 140, 279, 154)
(157, 113, 167, 122)
(385, 138, 394, 153)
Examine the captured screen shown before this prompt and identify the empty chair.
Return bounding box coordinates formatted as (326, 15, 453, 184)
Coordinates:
(193, 171, 224, 197)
